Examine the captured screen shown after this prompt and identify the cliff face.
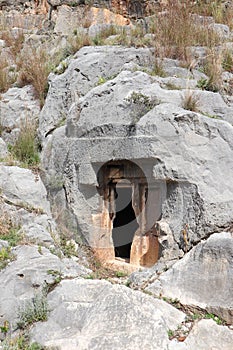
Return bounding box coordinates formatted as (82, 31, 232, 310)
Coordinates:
(0, 0, 156, 17)
(0, 1, 233, 349)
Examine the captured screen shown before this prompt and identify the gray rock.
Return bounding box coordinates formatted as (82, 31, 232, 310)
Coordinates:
(209, 23, 230, 39)
(0, 86, 40, 145)
(19, 223, 55, 246)
(0, 165, 51, 215)
(39, 46, 155, 140)
(169, 319, 233, 350)
(0, 138, 8, 159)
(48, 0, 83, 6)
(146, 232, 233, 324)
(0, 245, 90, 326)
(31, 278, 185, 349)
(42, 49, 233, 264)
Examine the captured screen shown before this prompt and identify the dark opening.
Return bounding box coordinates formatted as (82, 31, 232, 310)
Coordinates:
(112, 186, 139, 259)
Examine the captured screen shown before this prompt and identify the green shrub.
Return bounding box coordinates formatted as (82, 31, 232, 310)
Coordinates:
(0, 247, 15, 270)
(126, 91, 159, 123)
(16, 294, 49, 330)
(1, 334, 43, 350)
(9, 120, 40, 167)
(0, 228, 21, 247)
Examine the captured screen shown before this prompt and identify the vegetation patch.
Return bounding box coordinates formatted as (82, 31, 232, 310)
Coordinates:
(151, 0, 221, 61)
(126, 91, 159, 123)
(181, 90, 200, 112)
(1, 332, 43, 350)
(16, 293, 49, 330)
(8, 119, 40, 167)
(0, 246, 15, 270)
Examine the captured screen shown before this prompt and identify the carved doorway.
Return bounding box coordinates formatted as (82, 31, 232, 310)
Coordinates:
(96, 160, 160, 267)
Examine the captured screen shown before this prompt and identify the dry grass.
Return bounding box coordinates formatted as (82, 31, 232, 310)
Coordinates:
(191, 0, 233, 29)
(222, 48, 233, 73)
(17, 47, 50, 107)
(0, 59, 10, 93)
(0, 30, 25, 60)
(152, 0, 221, 61)
(203, 49, 223, 92)
(67, 32, 92, 55)
(182, 90, 200, 112)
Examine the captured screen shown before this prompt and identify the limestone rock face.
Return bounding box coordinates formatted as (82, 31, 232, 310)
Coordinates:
(0, 165, 50, 214)
(39, 46, 154, 139)
(31, 278, 186, 349)
(41, 46, 233, 266)
(0, 138, 8, 158)
(145, 232, 233, 324)
(169, 319, 233, 350)
(0, 245, 89, 326)
(54, 5, 129, 34)
(0, 86, 40, 145)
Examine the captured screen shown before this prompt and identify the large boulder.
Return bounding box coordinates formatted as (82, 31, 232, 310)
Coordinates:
(0, 245, 90, 326)
(40, 47, 233, 266)
(145, 232, 233, 324)
(31, 278, 186, 349)
(0, 165, 51, 214)
(0, 86, 40, 145)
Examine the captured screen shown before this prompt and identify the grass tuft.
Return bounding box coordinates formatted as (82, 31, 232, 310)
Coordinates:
(181, 90, 200, 112)
(17, 47, 51, 108)
(9, 119, 40, 167)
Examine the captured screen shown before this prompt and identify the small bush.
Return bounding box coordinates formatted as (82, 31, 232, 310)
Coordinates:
(151, 58, 167, 77)
(9, 120, 40, 167)
(181, 90, 200, 112)
(17, 47, 51, 107)
(16, 294, 49, 330)
(0, 227, 21, 247)
(126, 91, 159, 123)
(0, 247, 15, 270)
(222, 49, 233, 73)
(66, 33, 92, 56)
(202, 49, 223, 92)
(1, 334, 43, 350)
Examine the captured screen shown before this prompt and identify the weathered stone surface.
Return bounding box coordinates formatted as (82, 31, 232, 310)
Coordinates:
(0, 138, 8, 158)
(31, 278, 185, 349)
(0, 86, 40, 145)
(39, 46, 155, 139)
(145, 232, 233, 324)
(20, 222, 55, 246)
(0, 165, 50, 214)
(0, 245, 90, 326)
(209, 22, 230, 39)
(169, 319, 233, 350)
(41, 47, 233, 265)
(54, 4, 129, 35)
